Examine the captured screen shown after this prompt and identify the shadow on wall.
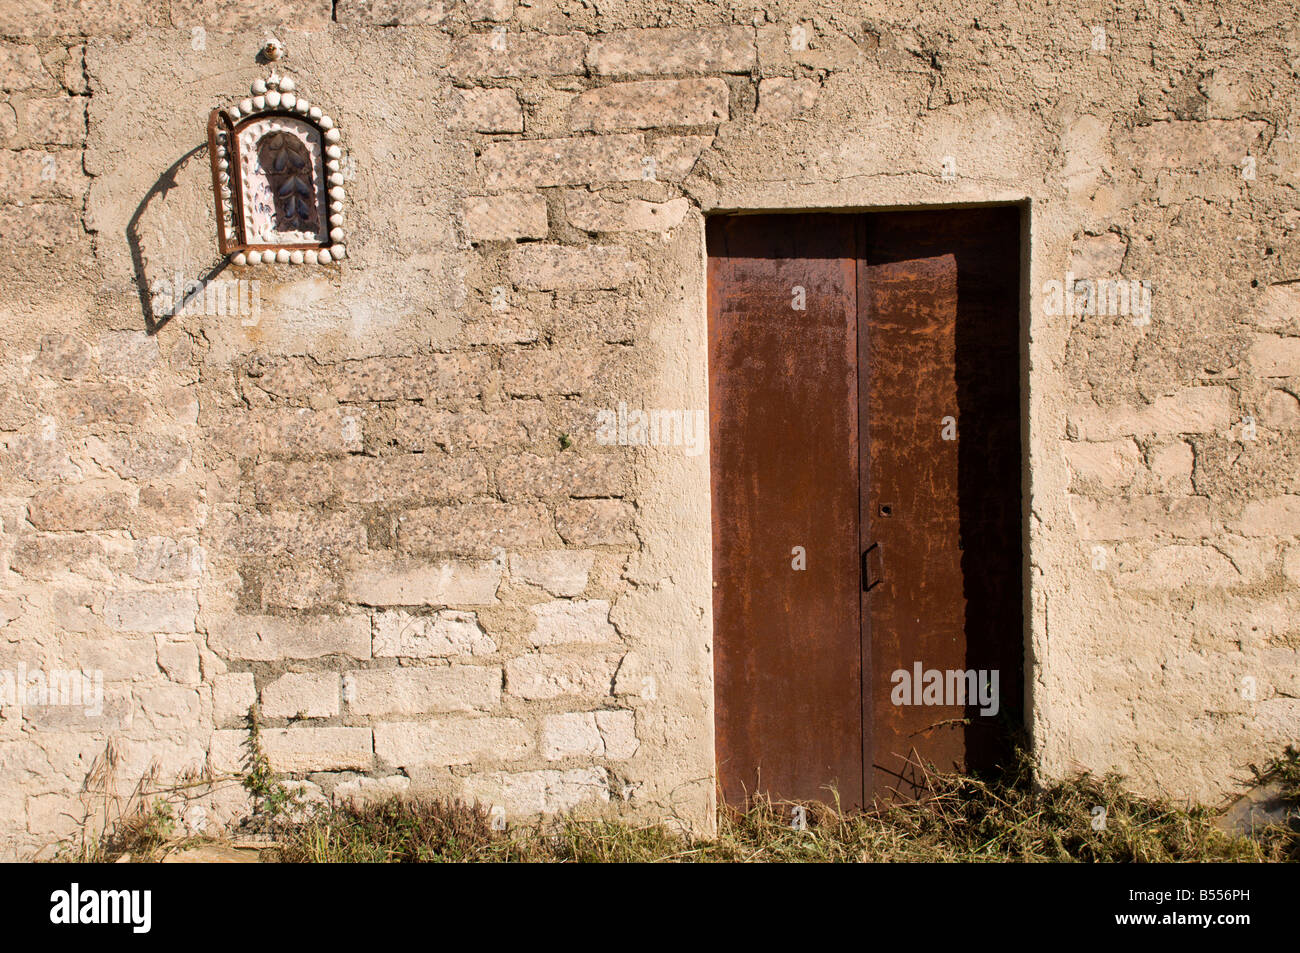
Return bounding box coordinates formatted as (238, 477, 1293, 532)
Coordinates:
(127, 143, 230, 335)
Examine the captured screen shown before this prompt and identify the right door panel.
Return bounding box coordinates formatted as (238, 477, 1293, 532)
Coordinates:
(861, 207, 1024, 799)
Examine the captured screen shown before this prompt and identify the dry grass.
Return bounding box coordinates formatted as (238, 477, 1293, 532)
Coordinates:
(267, 750, 1299, 864)
(59, 748, 1300, 863)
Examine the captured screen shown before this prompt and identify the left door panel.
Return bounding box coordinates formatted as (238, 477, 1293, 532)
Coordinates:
(707, 214, 865, 808)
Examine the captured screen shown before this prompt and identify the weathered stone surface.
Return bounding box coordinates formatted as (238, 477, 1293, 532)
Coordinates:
(528, 599, 617, 646)
(1068, 495, 1211, 540)
(586, 27, 755, 75)
(347, 665, 501, 715)
(0, 148, 88, 201)
(1231, 496, 1300, 536)
(1062, 438, 1139, 490)
(32, 332, 91, 378)
(756, 77, 820, 120)
(504, 651, 621, 700)
(1113, 120, 1267, 170)
(157, 638, 201, 684)
(1248, 334, 1300, 378)
(20, 97, 85, 146)
(509, 550, 593, 597)
(498, 348, 618, 397)
(8, 533, 105, 579)
(0, 202, 82, 246)
(336, 0, 448, 25)
(229, 408, 363, 458)
(567, 79, 728, 131)
(103, 589, 197, 633)
(49, 383, 150, 427)
(1115, 545, 1242, 590)
(0, 432, 78, 482)
(261, 727, 373, 773)
(392, 402, 550, 451)
(374, 717, 531, 767)
(448, 87, 523, 133)
(332, 774, 412, 808)
(508, 243, 640, 291)
(328, 354, 490, 403)
(215, 509, 366, 557)
(1070, 233, 1127, 276)
(565, 193, 689, 233)
(451, 32, 585, 78)
(1068, 388, 1234, 440)
(555, 500, 637, 546)
(372, 609, 497, 658)
(541, 709, 637, 760)
(261, 673, 340, 719)
(253, 454, 487, 506)
(397, 502, 550, 557)
(496, 450, 629, 500)
(1262, 389, 1300, 430)
(648, 134, 711, 179)
(480, 135, 645, 189)
(461, 766, 608, 815)
(206, 614, 371, 661)
(0, 43, 50, 90)
(28, 484, 134, 531)
(344, 556, 501, 606)
(461, 192, 548, 242)
(97, 330, 158, 377)
(211, 673, 256, 726)
(87, 433, 189, 479)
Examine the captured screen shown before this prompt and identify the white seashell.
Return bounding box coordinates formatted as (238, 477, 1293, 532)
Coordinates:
(330, 244, 346, 260)
(252, 78, 267, 95)
(253, 95, 266, 110)
(267, 72, 280, 89)
(329, 186, 345, 201)
(262, 39, 284, 61)
(281, 93, 296, 109)
(280, 76, 296, 92)
(265, 90, 281, 108)
(331, 211, 345, 224)
(228, 107, 241, 120)
(330, 227, 344, 242)
(323, 128, 340, 144)
(309, 106, 322, 119)
(232, 252, 247, 265)
(276, 248, 289, 263)
(326, 159, 340, 172)
(325, 145, 341, 159)
(318, 248, 332, 264)
(240, 98, 253, 113)
(247, 250, 262, 264)
(294, 98, 309, 114)
(330, 201, 343, 214)
(305, 250, 319, 264)
(290, 249, 304, 264)
(328, 173, 343, 186)
(319, 116, 334, 130)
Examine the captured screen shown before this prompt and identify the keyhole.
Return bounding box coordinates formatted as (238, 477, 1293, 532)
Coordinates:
(879, 504, 893, 517)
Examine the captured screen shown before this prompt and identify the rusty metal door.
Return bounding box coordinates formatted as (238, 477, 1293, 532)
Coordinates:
(708, 207, 1021, 808)
(707, 214, 864, 807)
(861, 208, 1022, 798)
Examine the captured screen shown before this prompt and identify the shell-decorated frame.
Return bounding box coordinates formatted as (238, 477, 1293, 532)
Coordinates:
(208, 73, 347, 265)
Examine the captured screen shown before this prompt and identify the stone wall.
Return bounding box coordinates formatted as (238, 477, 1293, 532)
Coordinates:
(0, 0, 1297, 858)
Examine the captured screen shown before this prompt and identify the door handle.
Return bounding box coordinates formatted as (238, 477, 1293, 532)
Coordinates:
(862, 542, 882, 592)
